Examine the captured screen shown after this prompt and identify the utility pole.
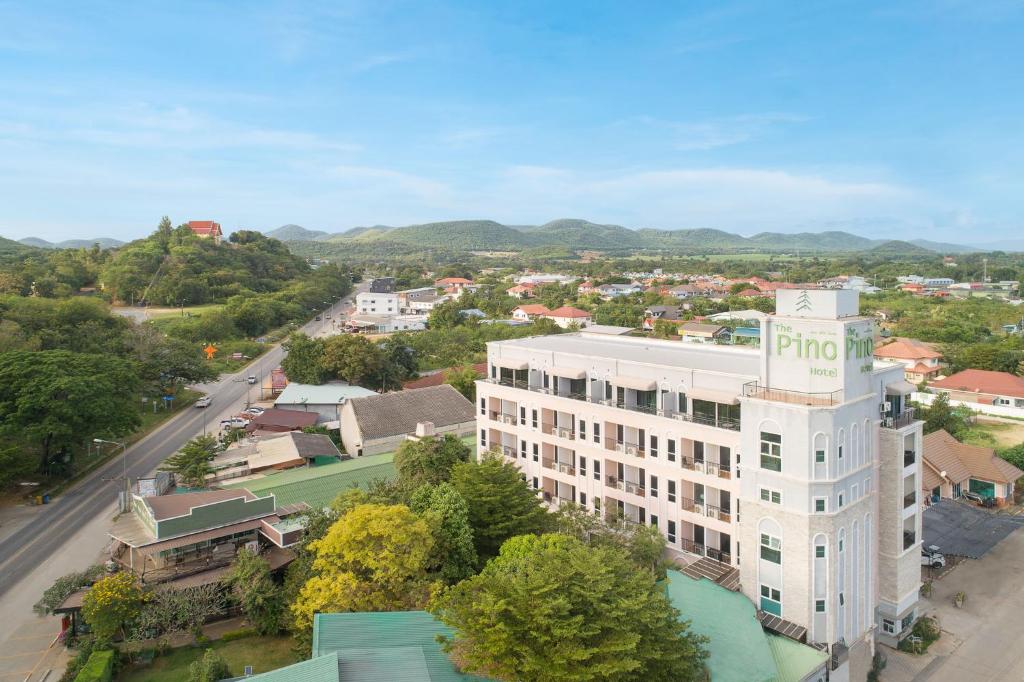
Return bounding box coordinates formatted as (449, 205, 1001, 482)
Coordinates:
(94, 438, 129, 503)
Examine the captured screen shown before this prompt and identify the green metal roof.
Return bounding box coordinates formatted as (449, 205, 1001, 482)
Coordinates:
(313, 611, 487, 681)
(243, 652, 340, 682)
(766, 634, 828, 682)
(223, 453, 397, 509)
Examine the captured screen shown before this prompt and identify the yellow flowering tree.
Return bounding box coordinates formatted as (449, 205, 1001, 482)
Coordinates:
(290, 503, 437, 635)
(81, 572, 147, 641)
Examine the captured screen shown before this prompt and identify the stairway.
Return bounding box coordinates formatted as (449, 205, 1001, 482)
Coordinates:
(680, 557, 740, 591)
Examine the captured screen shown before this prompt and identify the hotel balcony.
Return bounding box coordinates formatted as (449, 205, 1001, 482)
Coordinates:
(489, 410, 517, 426)
(882, 407, 917, 431)
(742, 381, 843, 407)
(604, 437, 645, 458)
(679, 456, 733, 480)
(542, 477, 576, 508)
(542, 458, 577, 476)
(606, 475, 646, 498)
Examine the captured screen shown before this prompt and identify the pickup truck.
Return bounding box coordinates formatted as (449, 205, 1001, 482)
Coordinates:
(195, 396, 213, 408)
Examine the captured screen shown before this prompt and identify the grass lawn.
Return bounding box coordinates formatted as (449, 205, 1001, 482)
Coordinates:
(965, 418, 1024, 449)
(144, 303, 225, 320)
(116, 636, 298, 682)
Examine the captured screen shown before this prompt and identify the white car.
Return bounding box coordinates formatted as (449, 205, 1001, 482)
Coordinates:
(247, 375, 257, 384)
(195, 396, 213, 408)
(243, 407, 265, 416)
(921, 546, 946, 568)
(220, 417, 248, 429)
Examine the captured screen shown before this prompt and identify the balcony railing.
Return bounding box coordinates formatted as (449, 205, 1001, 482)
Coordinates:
(606, 476, 646, 497)
(679, 457, 733, 479)
(613, 400, 658, 415)
(903, 530, 916, 550)
(542, 458, 576, 476)
(499, 445, 516, 458)
(705, 504, 732, 523)
(903, 492, 916, 509)
(489, 410, 517, 425)
(605, 439, 646, 458)
(678, 411, 741, 431)
(676, 538, 732, 565)
(542, 422, 576, 440)
(743, 381, 843, 406)
(883, 407, 917, 430)
(680, 497, 705, 515)
(490, 377, 528, 389)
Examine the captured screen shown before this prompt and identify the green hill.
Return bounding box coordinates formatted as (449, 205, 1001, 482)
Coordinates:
(747, 231, 878, 252)
(870, 240, 935, 256)
(265, 224, 330, 241)
(0, 235, 35, 258)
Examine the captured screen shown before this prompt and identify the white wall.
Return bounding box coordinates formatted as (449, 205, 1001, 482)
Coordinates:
(913, 391, 1024, 419)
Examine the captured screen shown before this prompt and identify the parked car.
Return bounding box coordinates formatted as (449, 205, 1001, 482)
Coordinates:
(921, 545, 946, 568)
(195, 396, 213, 408)
(314, 315, 322, 321)
(962, 491, 984, 504)
(247, 375, 257, 384)
(243, 407, 265, 416)
(220, 417, 248, 429)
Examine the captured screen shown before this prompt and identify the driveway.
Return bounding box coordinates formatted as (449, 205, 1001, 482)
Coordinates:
(923, 499, 1024, 559)
(882, 524, 1024, 681)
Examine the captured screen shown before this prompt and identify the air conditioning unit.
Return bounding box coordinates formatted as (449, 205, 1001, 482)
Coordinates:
(879, 402, 890, 415)
(501, 414, 516, 425)
(557, 427, 573, 439)
(625, 445, 639, 456)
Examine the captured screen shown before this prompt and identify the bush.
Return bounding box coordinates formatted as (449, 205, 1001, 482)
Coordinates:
(219, 627, 257, 642)
(897, 616, 941, 655)
(189, 648, 231, 682)
(34, 565, 106, 616)
(73, 649, 114, 682)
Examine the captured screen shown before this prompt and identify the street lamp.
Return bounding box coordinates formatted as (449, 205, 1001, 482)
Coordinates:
(93, 438, 128, 491)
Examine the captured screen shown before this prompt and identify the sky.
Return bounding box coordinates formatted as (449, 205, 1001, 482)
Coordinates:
(1, 0, 1022, 243)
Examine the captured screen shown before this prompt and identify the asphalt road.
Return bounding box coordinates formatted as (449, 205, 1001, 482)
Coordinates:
(0, 285, 362, 600)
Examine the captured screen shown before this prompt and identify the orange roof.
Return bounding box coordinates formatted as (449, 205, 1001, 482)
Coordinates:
(514, 304, 551, 315)
(187, 220, 222, 234)
(435, 277, 473, 285)
(924, 429, 1023, 485)
(737, 288, 762, 297)
(907, 363, 940, 374)
(874, 338, 942, 361)
(930, 369, 1024, 400)
(545, 306, 591, 318)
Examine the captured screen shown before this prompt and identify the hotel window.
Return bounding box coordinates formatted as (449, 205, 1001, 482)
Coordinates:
(838, 444, 844, 460)
(760, 533, 782, 564)
(579, 456, 586, 476)
(594, 460, 601, 481)
(759, 585, 782, 616)
(650, 435, 659, 458)
(605, 381, 612, 400)
(838, 492, 845, 508)
(543, 372, 549, 389)
(650, 475, 659, 498)
(760, 432, 782, 471)
(594, 422, 601, 444)
(815, 449, 825, 464)
(667, 480, 676, 503)
(520, 407, 526, 425)
(882, 619, 896, 635)
(532, 443, 539, 462)
(839, 592, 845, 607)
(815, 600, 826, 613)
(520, 440, 527, 459)
(479, 429, 486, 447)
(579, 420, 586, 440)
(532, 409, 538, 428)
(667, 520, 677, 544)
(677, 392, 688, 413)
(815, 544, 825, 559)
(580, 492, 587, 506)
(479, 398, 485, 415)
(594, 497, 601, 513)
(814, 498, 826, 513)
(667, 438, 676, 462)
(532, 477, 538, 489)
(651, 514, 658, 529)
(760, 488, 781, 505)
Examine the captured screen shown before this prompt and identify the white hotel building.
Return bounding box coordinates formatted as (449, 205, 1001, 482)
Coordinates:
(476, 289, 922, 681)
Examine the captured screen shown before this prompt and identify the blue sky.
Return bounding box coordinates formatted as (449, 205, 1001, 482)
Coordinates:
(1, 0, 1022, 243)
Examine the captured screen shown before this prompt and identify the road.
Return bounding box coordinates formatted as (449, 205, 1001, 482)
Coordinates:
(0, 283, 363, 601)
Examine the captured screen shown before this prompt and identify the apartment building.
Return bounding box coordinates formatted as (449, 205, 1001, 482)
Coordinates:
(476, 289, 923, 680)
(355, 291, 399, 314)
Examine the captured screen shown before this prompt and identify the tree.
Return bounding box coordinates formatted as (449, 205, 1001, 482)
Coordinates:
(189, 648, 231, 682)
(410, 483, 478, 583)
(0, 351, 141, 474)
(427, 300, 464, 330)
(998, 442, 1024, 471)
(322, 334, 384, 387)
(290, 504, 437, 634)
(81, 572, 147, 642)
(228, 548, 284, 635)
(652, 318, 677, 339)
(450, 451, 552, 561)
(129, 325, 218, 388)
(130, 583, 226, 640)
(555, 503, 668, 580)
(430, 533, 708, 682)
(921, 392, 973, 436)
(394, 434, 472, 489)
(160, 434, 219, 488)
(444, 364, 479, 401)
(281, 333, 328, 385)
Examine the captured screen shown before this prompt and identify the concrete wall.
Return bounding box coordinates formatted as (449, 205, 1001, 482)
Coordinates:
(914, 391, 1024, 418)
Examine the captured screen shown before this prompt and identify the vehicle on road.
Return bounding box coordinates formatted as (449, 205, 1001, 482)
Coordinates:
(247, 375, 257, 384)
(314, 315, 322, 321)
(220, 417, 248, 429)
(962, 491, 984, 504)
(195, 396, 213, 408)
(921, 545, 946, 568)
(243, 407, 265, 416)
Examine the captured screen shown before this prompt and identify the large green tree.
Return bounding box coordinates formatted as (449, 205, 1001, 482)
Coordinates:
(410, 483, 478, 583)
(281, 333, 328, 385)
(430, 533, 708, 682)
(443, 364, 479, 401)
(322, 334, 384, 387)
(394, 434, 472, 489)
(160, 434, 219, 489)
(0, 350, 141, 473)
(228, 548, 284, 635)
(450, 451, 552, 561)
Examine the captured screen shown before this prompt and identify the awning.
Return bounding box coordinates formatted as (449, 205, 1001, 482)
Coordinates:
(495, 358, 529, 371)
(611, 375, 657, 391)
(137, 519, 267, 556)
(886, 380, 917, 395)
(687, 387, 741, 405)
(548, 366, 586, 380)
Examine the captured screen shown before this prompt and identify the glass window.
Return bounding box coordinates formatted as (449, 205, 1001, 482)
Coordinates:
(579, 420, 586, 438)
(839, 592, 845, 606)
(667, 438, 676, 462)
(760, 432, 782, 471)
(901, 612, 915, 631)
(594, 422, 601, 444)
(532, 443, 539, 462)
(815, 599, 825, 613)
(815, 498, 826, 513)
(667, 520, 676, 543)
(479, 398, 485, 415)
(520, 440, 527, 458)
(760, 488, 781, 504)
(838, 444, 844, 459)
(760, 533, 781, 564)
(580, 492, 586, 506)
(650, 514, 658, 529)
(594, 497, 601, 512)
(650, 435, 658, 458)
(882, 619, 896, 634)
(667, 480, 676, 503)
(579, 456, 586, 475)
(520, 406, 526, 425)
(532, 409, 538, 428)
(759, 584, 782, 616)
(815, 449, 825, 463)
(650, 474, 659, 498)
(838, 493, 844, 508)
(479, 429, 486, 446)
(593, 460, 601, 481)
(532, 476, 538, 489)
(815, 544, 825, 558)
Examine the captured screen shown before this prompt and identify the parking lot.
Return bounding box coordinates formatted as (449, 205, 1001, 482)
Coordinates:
(922, 499, 1024, 559)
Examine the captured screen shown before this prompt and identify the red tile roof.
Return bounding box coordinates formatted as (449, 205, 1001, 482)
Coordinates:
(930, 369, 1024, 400)
(514, 304, 551, 315)
(545, 306, 592, 318)
(435, 277, 473, 285)
(187, 220, 222, 235)
(874, 338, 943, 361)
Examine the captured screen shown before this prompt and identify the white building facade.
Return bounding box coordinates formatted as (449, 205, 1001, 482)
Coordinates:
(476, 289, 922, 680)
(355, 291, 399, 315)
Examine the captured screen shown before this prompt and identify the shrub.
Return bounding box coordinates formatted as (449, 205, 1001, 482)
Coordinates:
(219, 627, 257, 642)
(72, 649, 114, 682)
(189, 648, 231, 682)
(34, 565, 106, 616)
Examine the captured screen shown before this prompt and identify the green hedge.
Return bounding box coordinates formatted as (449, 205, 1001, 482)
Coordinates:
(74, 649, 114, 682)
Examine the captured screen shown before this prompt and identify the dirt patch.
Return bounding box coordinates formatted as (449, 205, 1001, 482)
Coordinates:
(969, 418, 1024, 448)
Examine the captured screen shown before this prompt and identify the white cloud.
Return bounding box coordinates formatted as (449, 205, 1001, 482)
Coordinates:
(351, 53, 412, 73)
(670, 114, 808, 151)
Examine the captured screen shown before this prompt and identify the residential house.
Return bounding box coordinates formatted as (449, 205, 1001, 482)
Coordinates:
(273, 382, 376, 423)
(339, 384, 476, 456)
(434, 276, 473, 290)
(108, 488, 306, 583)
(368, 277, 395, 293)
(404, 291, 448, 313)
(208, 431, 344, 483)
(511, 304, 551, 322)
(347, 313, 428, 333)
(642, 305, 685, 331)
(595, 282, 642, 299)
(542, 305, 593, 328)
(245, 408, 320, 434)
(355, 291, 399, 315)
(678, 321, 731, 344)
(668, 284, 704, 299)
(874, 338, 944, 383)
(506, 283, 537, 299)
(577, 281, 596, 295)
(923, 429, 1022, 504)
(187, 220, 223, 244)
(929, 369, 1024, 409)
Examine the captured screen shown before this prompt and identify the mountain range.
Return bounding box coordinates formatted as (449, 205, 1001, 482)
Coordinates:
(264, 219, 981, 255)
(17, 236, 125, 250)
